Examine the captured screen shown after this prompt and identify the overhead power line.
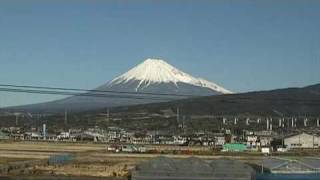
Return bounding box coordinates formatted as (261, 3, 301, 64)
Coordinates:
(0, 83, 319, 103)
(0, 84, 198, 98)
(0, 87, 177, 101)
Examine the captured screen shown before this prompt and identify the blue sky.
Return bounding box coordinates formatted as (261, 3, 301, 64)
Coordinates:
(0, 0, 319, 106)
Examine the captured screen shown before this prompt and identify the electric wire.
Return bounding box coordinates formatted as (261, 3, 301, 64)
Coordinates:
(0, 84, 199, 98)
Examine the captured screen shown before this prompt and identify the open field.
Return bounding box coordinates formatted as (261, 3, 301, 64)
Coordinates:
(0, 157, 34, 165)
(0, 141, 106, 153)
(0, 141, 138, 178)
(0, 141, 261, 178)
(0, 141, 109, 178)
(0, 141, 106, 165)
(1, 141, 320, 179)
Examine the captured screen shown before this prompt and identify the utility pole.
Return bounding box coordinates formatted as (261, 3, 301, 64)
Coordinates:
(246, 118, 250, 126)
(15, 114, 19, 126)
(107, 108, 110, 121)
(282, 130, 284, 147)
(64, 110, 68, 126)
(43, 123, 46, 140)
(257, 118, 261, 124)
(177, 107, 180, 129)
(177, 107, 179, 122)
(37, 114, 40, 129)
(182, 116, 186, 134)
(304, 118, 308, 127)
(313, 134, 315, 149)
(270, 118, 273, 131)
(223, 117, 226, 125)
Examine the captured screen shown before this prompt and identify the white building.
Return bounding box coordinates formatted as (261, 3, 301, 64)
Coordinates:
(215, 136, 225, 147)
(284, 133, 320, 149)
(260, 136, 273, 147)
(57, 132, 70, 140)
(173, 136, 188, 145)
(246, 135, 259, 148)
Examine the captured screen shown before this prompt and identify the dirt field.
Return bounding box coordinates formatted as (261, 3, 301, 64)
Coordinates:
(0, 141, 263, 178)
(0, 141, 215, 178)
(0, 141, 106, 165)
(0, 157, 34, 164)
(0, 141, 106, 153)
(1, 141, 318, 179)
(35, 156, 146, 177)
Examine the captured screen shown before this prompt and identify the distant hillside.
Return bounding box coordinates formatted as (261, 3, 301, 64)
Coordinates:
(111, 84, 320, 117)
(2, 84, 319, 131)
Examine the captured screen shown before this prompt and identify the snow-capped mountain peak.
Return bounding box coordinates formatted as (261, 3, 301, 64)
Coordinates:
(110, 58, 232, 94)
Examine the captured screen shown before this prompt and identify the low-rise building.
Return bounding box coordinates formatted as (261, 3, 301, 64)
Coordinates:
(214, 136, 225, 147)
(24, 132, 42, 140)
(57, 132, 70, 140)
(246, 135, 259, 148)
(284, 132, 320, 149)
(259, 136, 273, 147)
(223, 143, 247, 152)
(261, 147, 271, 154)
(173, 136, 188, 145)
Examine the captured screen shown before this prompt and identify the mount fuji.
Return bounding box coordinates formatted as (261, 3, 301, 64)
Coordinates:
(10, 58, 232, 112)
(101, 58, 232, 94)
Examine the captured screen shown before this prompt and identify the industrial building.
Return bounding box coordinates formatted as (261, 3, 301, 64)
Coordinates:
(284, 133, 320, 149)
(131, 157, 256, 180)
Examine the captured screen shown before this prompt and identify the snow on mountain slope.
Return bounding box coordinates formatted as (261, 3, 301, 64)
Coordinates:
(9, 58, 233, 112)
(197, 78, 233, 94)
(110, 58, 232, 94)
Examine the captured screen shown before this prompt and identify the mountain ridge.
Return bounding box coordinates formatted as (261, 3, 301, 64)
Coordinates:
(113, 83, 320, 116)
